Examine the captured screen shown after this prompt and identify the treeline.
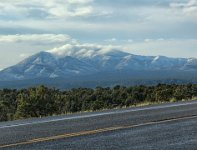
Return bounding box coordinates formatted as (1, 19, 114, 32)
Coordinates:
(0, 84, 197, 122)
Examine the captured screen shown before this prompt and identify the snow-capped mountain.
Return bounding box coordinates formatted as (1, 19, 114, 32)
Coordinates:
(0, 44, 196, 82)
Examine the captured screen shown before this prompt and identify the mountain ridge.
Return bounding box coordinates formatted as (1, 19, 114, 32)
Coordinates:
(0, 46, 196, 88)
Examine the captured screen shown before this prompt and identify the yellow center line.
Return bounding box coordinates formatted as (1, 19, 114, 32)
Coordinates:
(0, 115, 197, 149)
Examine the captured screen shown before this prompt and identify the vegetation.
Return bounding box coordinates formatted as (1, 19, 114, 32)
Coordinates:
(0, 84, 197, 122)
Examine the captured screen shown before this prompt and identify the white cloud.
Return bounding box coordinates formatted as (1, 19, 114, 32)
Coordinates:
(170, 0, 197, 8)
(67, 0, 93, 5)
(0, 0, 113, 19)
(144, 39, 153, 42)
(19, 53, 30, 58)
(104, 38, 134, 44)
(69, 6, 94, 17)
(0, 34, 78, 69)
(127, 39, 133, 43)
(144, 38, 164, 42)
(105, 38, 117, 42)
(0, 0, 196, 40)
(170, 0, 197, 17)
(0, 33, 197, 70)
(123, 38, 197, 58)
(48, 43, 119, 58)
(0, 0, 95, 19)
(0, 34, 76, 45)
(0, 1, 196, 69)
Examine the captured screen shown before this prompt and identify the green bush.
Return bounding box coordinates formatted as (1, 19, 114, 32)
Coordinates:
(0, 84, 196, 122)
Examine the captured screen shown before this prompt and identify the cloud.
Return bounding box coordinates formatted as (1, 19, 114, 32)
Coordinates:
(48, 43, 119, 58)
(0, 34, 77, 45)
(0, 34, 77, 69)
(127, 39, 133, 43)
(0, 33, 197, 70)
(96, 0, 172, 8)
(67, 0, 93, 4)
(144, 38, 164, 42)
(68, 6, 94, 17)
(144, 39, 153, 42)
(170, 0, 197, 8)
(170, 0, 197, 17)
(123, 38, 197, 58)
(19, 53, 30, 58)
(104, 38, 134, 44)
(0, 0, 96, 20)
(0, 1, 196, 69)
(105, 38, 117, 42)
(0, 0, 196, 40)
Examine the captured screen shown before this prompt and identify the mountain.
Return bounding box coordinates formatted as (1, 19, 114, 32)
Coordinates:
(0, 44, 197, 88)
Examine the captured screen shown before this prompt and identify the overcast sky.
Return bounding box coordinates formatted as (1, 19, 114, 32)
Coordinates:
(0, 0, 197, 69)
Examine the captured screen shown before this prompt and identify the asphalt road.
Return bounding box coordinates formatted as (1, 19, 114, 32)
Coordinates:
(0, 100, 197, 150)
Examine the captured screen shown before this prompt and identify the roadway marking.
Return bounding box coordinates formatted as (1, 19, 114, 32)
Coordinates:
(0, 115, 197, 149)
(0, 101, 197, 129)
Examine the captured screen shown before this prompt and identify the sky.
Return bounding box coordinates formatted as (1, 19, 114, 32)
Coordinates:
(0, 0, 197, 69)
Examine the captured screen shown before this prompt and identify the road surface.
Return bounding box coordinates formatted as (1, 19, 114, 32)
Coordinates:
(0, 100, 197, 150)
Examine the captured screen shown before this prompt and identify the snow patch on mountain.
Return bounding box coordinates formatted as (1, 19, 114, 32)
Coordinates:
(0, 44, 196, 81)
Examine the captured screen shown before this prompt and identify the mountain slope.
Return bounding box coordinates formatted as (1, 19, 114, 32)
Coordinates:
(0, 45, 196, 88)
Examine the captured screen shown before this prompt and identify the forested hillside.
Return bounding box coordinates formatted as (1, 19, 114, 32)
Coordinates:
(0, 84, 197, 122)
